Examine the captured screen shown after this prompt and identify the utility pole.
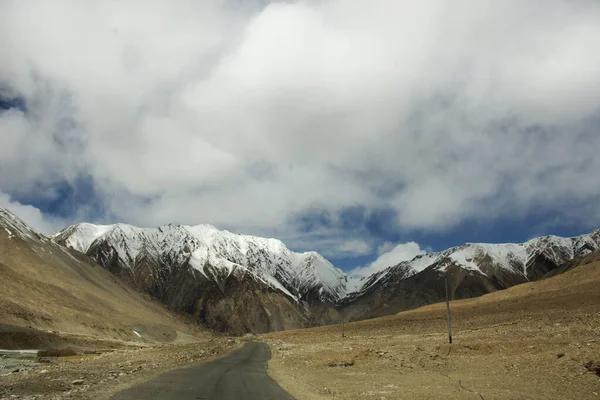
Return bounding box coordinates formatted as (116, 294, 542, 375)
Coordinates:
(445, 274, 452, 344)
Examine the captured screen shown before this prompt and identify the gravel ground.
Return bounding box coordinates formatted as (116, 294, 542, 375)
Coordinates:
(0, 338, 239, 400)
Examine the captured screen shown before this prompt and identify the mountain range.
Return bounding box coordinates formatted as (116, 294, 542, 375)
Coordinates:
(2, 207, 599, 334)
(49, 215, 600, 331)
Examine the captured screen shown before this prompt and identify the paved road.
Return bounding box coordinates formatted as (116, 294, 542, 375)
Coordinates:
(112, 342, 294, 400)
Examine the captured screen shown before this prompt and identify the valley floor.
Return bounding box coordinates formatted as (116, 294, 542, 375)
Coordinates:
(264, 260, 600, 400)
(0, 337, 238, 400)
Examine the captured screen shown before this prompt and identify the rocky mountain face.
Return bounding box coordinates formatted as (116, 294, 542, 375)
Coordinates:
(343, 231, 600, 320)
(49, 215, 600, 333)
(51, 223, 345, 334)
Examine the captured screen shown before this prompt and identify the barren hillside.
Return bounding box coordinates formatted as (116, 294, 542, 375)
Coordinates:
(264, 251, 600, 399)
(0, 209, 206, 348)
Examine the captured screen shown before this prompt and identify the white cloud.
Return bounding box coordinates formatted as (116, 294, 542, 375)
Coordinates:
(376, 241, 395, 256)
(0, 191, 65, 234)
(349, 242, 425, 278)
(338, 239, 372, 256)
(1, 0, 600, 258)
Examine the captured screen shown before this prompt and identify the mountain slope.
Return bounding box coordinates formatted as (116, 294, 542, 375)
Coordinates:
(344, 230, 600, 320)
(51, 218, 600, 332)
(0, 208, 204, 348)
(51, 223, 344, 333)
(52, 223, 347, 303)
(264, 249, 600, 400)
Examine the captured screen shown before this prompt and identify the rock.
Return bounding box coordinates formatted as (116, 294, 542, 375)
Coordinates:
(557, 353, 565, 359)
(72, 379, 84, 385)
(40, 370, 49, 374)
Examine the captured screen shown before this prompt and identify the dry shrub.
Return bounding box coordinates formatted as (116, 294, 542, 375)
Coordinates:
(37, 347, 78, 357)
(585, 361, 600, 377)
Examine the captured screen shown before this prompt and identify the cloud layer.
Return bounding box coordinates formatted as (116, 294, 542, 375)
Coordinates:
(1, 0, 600, 263)
(0, 191, 64, 234)
(349, 241, 426, 278)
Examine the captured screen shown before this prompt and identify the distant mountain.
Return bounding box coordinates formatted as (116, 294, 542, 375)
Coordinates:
(343, 231, 600, 320)
(51, 217, 600, 332)
(51, 222, 348, 301)
(51, 222, 346, 333)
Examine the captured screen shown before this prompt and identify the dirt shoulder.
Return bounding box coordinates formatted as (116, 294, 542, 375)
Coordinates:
(264, 262, 600, 400)
(0, 337, 239, 400)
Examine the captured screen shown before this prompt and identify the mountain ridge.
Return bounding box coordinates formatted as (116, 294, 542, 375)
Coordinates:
(51, 221, 348, 304)
(51, 218, 600, 304)
(5, 207, 599, 333)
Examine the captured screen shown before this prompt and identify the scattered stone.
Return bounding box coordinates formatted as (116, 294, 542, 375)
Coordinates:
(72, 379, 84, 385)
(584, 361, 600, 377)
(327, 360, 354, 368)
(557, 353, 565, 359)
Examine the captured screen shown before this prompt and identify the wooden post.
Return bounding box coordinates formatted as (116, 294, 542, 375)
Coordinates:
(445, 274, 452, 344)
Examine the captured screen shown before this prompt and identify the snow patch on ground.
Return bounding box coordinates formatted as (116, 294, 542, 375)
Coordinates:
(0, 349, 38, 354)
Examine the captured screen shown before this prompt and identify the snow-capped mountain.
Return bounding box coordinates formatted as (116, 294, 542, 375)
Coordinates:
(343, 230, 600, 319)
(53, 221, 600, 304)
(354, 231, 600, 298)
(50, 216, 600, 331)
(3, 205, 599, 335)
(51, 222, 347, 304)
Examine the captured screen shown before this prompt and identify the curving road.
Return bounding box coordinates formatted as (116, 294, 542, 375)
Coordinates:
(113, 342, 293, 400)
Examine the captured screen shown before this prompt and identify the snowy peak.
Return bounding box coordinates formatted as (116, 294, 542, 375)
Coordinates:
(52, 222, 348, 303)
(355, 230, 600, 297)
(50, 222, 116, 253)
(50, 217, 600, 307)
(294, 251, 348, 302)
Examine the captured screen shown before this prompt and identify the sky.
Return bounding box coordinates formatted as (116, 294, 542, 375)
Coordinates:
(1, 0, 600, 276)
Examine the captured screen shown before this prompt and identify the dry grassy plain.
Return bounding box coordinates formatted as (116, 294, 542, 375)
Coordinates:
(265, 258, 600, 399)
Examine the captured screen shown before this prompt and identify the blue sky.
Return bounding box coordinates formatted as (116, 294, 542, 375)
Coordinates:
(1, 1, 600, 276)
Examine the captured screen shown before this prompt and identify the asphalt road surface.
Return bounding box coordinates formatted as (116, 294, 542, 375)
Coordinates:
(112, 342, 294, 400)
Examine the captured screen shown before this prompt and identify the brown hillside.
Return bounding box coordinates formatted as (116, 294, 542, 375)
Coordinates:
(265, 253, 600, 399)
(0, 223, 206, 349)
